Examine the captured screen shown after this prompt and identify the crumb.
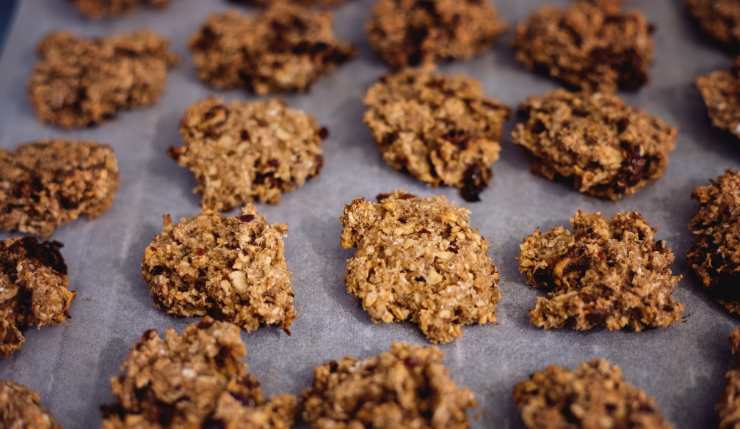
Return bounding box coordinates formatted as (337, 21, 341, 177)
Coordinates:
(70, 0, 171, 19)
(0, 380, 60, 429)
(686, 0, 740, 52)
(696, 58, 740, 139)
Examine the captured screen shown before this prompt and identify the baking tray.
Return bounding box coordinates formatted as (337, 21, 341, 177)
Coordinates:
(0, 1, 737, 427)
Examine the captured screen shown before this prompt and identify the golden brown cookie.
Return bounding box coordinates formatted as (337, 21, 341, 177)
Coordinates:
(696, 58, 740, 139)
(171, 98, 325, 211)
(302, 342, 477, 429)
(340, 191, 501, 343)
(718, 328, 740, 429)
(686, 0, 740, 52)
(70, 0, 170, 19)
(0, 381, 60, 429)
(363, 67, 511, 202)
(518, 211, 683, 331)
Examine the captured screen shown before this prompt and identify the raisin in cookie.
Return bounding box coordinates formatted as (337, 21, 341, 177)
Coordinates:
(302, 342, 477, 429)
(29, 30, 177, 128)
(687, 170, 740, 315)
(364, 68, 511, 202)
(686, 0, 740, 52)
(0, 381, 60, 429)
(367, 0, 507, 69)
(518, 211, 683, 331)
(141, 206, 295, 333)
(171, 98, 325, 211)
(340, 191, 501, 343)
(696, 58, 740, 139)
(514, 2, 655, 92)
(102, 318, 296, 429)
(70, 0, 170, 19)
(0, 237, 75, 357)
(514, 359, 673, 429)
(512, 90, 676, 200)
(718, 328, 740, 429)
(189, 5, 353, 94)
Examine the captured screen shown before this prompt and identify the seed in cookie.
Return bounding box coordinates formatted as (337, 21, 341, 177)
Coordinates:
(696, 58, 740, 139)
(0, 380, 61, 429)
(514, 359, 673, 429)
(141, 206, 296, 333)
(101, 318, 297, 429)
(687, 170, 740, 315)
(189, 5, 354, 94)
(70, 0, 171, 19)
(171, 98, 325, 211)
(28, 30, 178, 128)
(718, 328, 740, 429)
(340, 191, 501, 343)
(0, 140, 120, 237)
(363, 67, 511, 202)
(302, 342, 477, 429)
(514, 2, 655, 92)
(518, 210, 683, 331)
(686, 0, 740, 52)
(512, 90, 676, 200)
(0, 237, 75, 357)
(367, 0, 507, 69)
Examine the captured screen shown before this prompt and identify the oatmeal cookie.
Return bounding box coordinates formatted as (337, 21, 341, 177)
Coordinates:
(0, 381, 60, 429)
(512, 90, 676, 200)
(686, 0, 740, 52)
(687, 170, 740, 315)
(29, 30, 177, 128)
(0, 237, 75, 357)
(189, 5, 354, 94)
(141, 206, 295, 333)
(70, 0, 170, 19)
(302, 342, 477, 429)
(518, 211, 683, 331)
(340, 191, 501, 344)
(514, 2, 655, 92)
(171, 98, 325, 211)
(696, 58, 740, 139)
(101, 318, 296, 429)
(718, 328, 740, 429)
(367, 0, 507, 69)
(363, 68, 511, 202)
(514, 359, 673, 429)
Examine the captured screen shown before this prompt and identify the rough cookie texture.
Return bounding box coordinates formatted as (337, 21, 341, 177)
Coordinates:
(514, 2, 655, 92)
(29, 30, 177, 128)
(0, 140, 119, 237)
(514, 359, 673, 429)
(518, 211, 683, 331)
(686, 0, 740, 52)
(718, 328, 740, 429)
(171, 98, 325, 211)
(512, 90, 677, 200)
(364, 68, 511, 202)
(367, 0, 507, 69)
(340, 191, 501, 344)
(101, 318, 297, 429)
(302, 342, 477, 429)
(0, 381, 60, 429)
(70, 0, 170, 19)
(141, 206, 296, 333)
(696, 58, 740, 139)
(687, 170, 740, 315)
(0, 237, 75, 357)
(189, 5, 354, 94)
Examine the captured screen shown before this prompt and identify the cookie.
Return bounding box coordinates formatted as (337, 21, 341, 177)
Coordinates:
(363, 68, 511, 202)
(514, 359, 673, 429)
(302, 342, 477, 429)
(687, 170, 740, 315)
(101, 318, 296, 429)
(514, 2, 655, 92)
(29, 30, 177, 128)
(0, 381, 60, 429)
(718, 328, 740, 429)
(231, 0, 346, 7)
(512, 90, 676, 200)
(0, 140, 120, 237)
(367, 0, 507, 69)
(696, 58, 740, 139)
(581, 0, 623, 13)
(340, 191, 501, 344)
(70, 0, 170, 19)
(141, 206, 296, 333)
(686, 0, 740, 52)
(518, 210, 683, 331)
(189, 5, 354, 94)
(171, 98, 325, 211)
(0, 237, 75, 357)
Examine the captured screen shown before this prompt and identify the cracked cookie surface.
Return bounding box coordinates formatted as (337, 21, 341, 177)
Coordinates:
(718, 328, 740, 429)
(696, 58, 740, 139)
(0, 380, 61, 429)
(70, 0, 171, 19)
(518, 211, 683, 331)
(686, 0, 740, 52)
(364, 68, 510, 202)
(340, 191, 501, 344)
(512, 90, 676, 200)
(171, 98, 325, 211)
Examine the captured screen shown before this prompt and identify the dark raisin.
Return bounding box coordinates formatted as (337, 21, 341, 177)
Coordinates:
(150, 266, 165, 276)
(460, 164, 491, 203)
(318, 127, 329, 139)
(239, 214, 255, 223)
(19, 237, 67, 275)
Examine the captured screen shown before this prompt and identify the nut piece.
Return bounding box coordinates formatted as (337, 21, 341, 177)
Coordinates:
(364, 67, 511, 202)
(718, 328, 740, 429)
(70, 0, 171, 19)
(696, 58, 740, 139)
(302, 342, 477, 429)
(0, 381, 61, 429)
(518, 211, 683, 331)
(512, 90, 676, 200)
(340, 191, 501, 343)
(101, 318, 296, 429)
(686, 0, 740, 52)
